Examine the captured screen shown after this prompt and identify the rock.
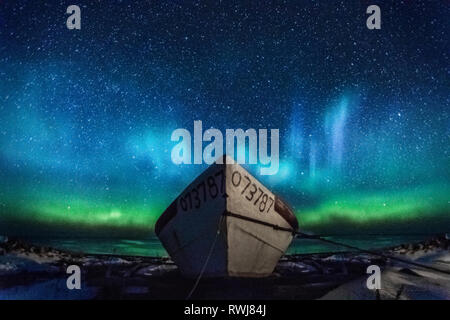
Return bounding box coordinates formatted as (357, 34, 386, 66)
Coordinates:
(134, 264, 178, 277)
(0, 235, 8, 244)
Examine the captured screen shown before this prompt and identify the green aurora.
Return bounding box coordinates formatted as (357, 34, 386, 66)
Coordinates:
(0, 1, 449, 238)
(1, 178, 448, 237)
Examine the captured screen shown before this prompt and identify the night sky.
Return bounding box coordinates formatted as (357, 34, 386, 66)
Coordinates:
(0, 1, 448, 237)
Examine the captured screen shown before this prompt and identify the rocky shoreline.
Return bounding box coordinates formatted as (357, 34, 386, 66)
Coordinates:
(0, 235, 448, 299)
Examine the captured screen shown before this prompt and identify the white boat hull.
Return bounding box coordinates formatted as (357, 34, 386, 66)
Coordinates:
(155, 156, 298, 278)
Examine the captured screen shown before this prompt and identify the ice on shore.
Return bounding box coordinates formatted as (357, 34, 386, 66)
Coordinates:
(0, 278, 98, 300)
(0, 254, 59, 275)
(320, 248, 450, 300)
(0, 235, 448, 299)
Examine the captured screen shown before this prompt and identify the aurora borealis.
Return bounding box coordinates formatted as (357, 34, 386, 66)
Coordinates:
(0, 1, 449, 237)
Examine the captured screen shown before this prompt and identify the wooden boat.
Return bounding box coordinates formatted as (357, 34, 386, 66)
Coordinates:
(155, 156, 298, 278)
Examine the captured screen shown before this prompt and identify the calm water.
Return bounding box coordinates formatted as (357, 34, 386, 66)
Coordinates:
(29, 235, 429, 257)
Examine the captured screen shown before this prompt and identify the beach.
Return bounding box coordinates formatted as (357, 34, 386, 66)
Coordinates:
(0, 235, 448, 300)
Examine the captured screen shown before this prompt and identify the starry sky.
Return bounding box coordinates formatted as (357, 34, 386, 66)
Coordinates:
(0, 1, 448, 237)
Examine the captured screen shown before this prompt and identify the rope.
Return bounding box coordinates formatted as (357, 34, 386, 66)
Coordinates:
(185, 212, 449, 299)
(186, 215, 224, 300)
(295, 232, 450, 276)
(223, 212, 450, 276)
(224, 212, 295, 233)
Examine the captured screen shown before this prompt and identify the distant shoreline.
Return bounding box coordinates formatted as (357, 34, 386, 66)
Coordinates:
(1, 233, 434, 258)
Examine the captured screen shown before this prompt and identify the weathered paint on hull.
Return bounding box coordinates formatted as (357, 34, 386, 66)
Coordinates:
(155, 156, 298, 278)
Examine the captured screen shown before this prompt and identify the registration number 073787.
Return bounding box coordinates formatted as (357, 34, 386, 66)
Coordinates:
(230, 170, 274, 214)
(178, 169, 275, 214)
(179, 169, 225, 212)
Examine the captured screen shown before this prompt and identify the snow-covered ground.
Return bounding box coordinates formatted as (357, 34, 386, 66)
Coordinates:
(321, 248, 450, 300)
(0, 235, 448, 299)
